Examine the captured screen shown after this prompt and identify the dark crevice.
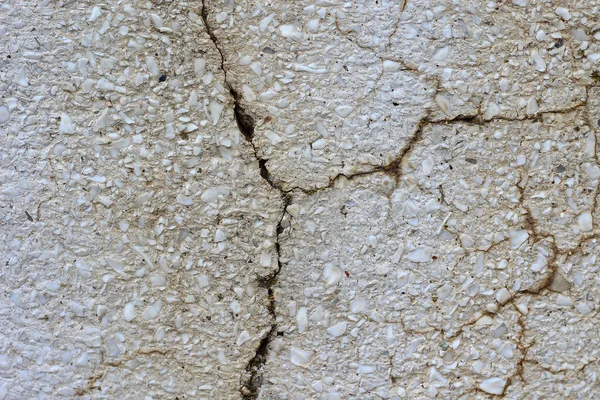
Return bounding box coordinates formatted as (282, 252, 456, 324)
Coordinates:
(202, 4, 600, 398)
(231, 88, 256, 142)
(258, 159, 278, 189)
(427, 113, 482, 124)
(318, 116, 428, 191)
(257, 193, 291, 313)
(200, 0, 226, 76)
(201, 5, 288, 399)
(241, 326, 276, 400)
(301, 103, 591, 195)
(246, 194, 290, 398)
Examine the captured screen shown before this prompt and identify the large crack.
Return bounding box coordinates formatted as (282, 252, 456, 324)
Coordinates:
(201, 3, 600, 396)
(305, 102, 590, 196)
(201, 3, 289, 398)
(441, 162, 600, 396)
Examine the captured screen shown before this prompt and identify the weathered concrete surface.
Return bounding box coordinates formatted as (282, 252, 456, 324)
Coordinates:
(2, 0, 600, 399)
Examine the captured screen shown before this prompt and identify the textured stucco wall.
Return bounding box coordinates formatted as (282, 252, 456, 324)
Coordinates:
(2, 0, 600, 399)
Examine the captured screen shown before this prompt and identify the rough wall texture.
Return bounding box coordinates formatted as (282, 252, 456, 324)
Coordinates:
(2, 0, 600, 399)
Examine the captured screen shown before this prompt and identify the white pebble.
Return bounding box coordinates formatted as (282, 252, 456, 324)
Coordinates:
(408, 247, 432, 263)
(335, 105, 353, 118)
(209, 101, 224, 125)
(215, 12, 228, 23)
(516, 303, 528, 314)
(480, 378, 506, 395)
(555, 7, 571, 20)
(432, 46, 449, 61)
(176, 194, 193, 205)
(499, 342, 514, 359)
(495, 288, 511, 304)
(350, 298, 367, 313)
(17, 65, 28, 87)
(242, 85, 256, 102)
(0, 106, 10, 124)
(526, 97, 539, 114)
(311, 139, 327, 150)
(71, 301, 84, 316)
(557, 294, 573, 306)
(287, 203, 301, 217)
(586, 165, 600, 180)
(588, 53, 600, 63)
(89, 6, 102, 22)
(119, 220, 129, 232)
(422, 157, 434, 175)
(146, 56, 159, 76)
(357, 365, 376, 374)
(230, 300, 241, 314)
(531, 253, 547, 272)
(322, 264, 342, 285)
(76, 353, 88, 366)
(105, 257, 124, 273)
(10, 293, 26, 309)
(327, 322, 347, 337)
(279, 24, 296, 38)
(297, 307, 308, 333)
(290, 347, 313, 368)
(44, 281, 60, 292)
(367, 235, 378, 247)
(476, 315, 494, 325)
(124, 303, 135, 321)
(509, 229, 529, 249)
(59, 113, 74, 134)
(97, 78, 114, 91)
(576, 302, 593, 315)
(237, 330, 251, 346)
(483, 103, 500, 119)
(577, 211, 593, 232)
(437, 284, 453, 300)
(531, 50, 546, 72)
(142, 300, 162, 320)
(195, 58, 206, 76)
(425, 199, 440, 213)
(150, 13, 164, 28)
(201, 186, 229, 203)
(435, 95, 451, 115)
(150, 275, 166, 286)
(429, 367, 447, 384)
(214, 229, 227, 242)
(260, 252, 272, 267)
(383, 60, 401, 72)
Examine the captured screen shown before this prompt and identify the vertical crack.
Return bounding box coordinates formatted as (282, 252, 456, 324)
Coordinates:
(241, 195, 290, 399)
(200, 0, 226, 78)
(201, 3, 289, 398)
(240, 326, 276, 399)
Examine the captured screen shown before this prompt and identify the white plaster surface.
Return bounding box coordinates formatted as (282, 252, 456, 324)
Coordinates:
(2, 0, 600, 399)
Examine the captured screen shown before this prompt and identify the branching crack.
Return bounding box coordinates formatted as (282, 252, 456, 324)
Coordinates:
(201, 4, 600, 396)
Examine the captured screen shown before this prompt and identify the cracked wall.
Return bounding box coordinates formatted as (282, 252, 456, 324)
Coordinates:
(2, 0, 600, 399)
